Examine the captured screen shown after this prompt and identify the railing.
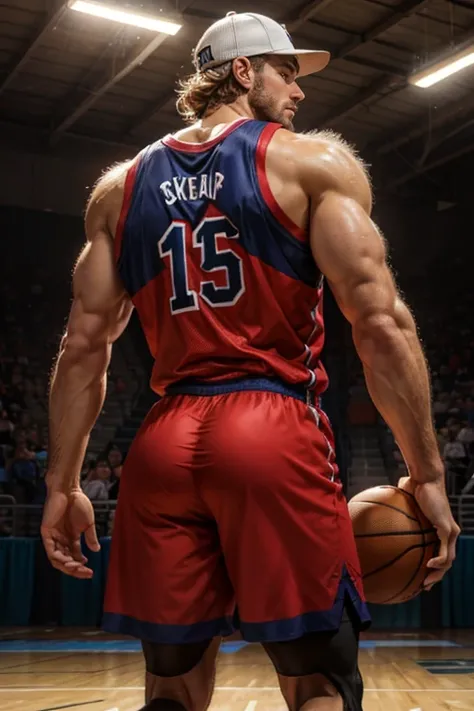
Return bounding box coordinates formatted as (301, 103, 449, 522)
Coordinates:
(1, 495, 473, 537)
(451, 494, 474, 534)
(0, 497, 117, 538)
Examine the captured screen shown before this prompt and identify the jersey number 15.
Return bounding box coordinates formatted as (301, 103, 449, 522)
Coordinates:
(158, 216, 245, 314)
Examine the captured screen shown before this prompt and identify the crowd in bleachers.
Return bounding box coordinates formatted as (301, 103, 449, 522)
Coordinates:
(0, 278, 52, 505)
(81, 446, 123, 502)
(0, 207, 151, 530)
(0, 272, 132, 517)
(429, 344, 474, 496)
(382, 275, 474, 496)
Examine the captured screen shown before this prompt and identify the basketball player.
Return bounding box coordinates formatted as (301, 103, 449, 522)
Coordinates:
(41, 12, 460, 711)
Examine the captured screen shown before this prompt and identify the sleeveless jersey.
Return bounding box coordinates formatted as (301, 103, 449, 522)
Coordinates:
(115, 117, 327, 396)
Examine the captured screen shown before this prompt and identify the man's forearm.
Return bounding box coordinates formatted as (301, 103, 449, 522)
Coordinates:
(354, 307, 444, 483)
(46, 339, 110, 491)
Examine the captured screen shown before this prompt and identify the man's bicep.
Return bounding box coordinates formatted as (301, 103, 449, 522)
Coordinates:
(310, 190, 398, 326)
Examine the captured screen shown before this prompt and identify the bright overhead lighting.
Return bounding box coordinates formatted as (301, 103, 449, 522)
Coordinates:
(70, 1, 182, 35)
(409, 44, 474, 88)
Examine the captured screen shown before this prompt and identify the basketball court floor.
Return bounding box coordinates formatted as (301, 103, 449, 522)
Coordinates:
(1, 627, 473, 711)
(0, 628, 474, 711)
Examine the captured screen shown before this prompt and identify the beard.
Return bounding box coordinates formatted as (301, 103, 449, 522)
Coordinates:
(247, 75, 296, 132)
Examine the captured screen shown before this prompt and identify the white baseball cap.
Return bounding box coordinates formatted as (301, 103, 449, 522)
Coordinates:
(194, 11, 330, 78)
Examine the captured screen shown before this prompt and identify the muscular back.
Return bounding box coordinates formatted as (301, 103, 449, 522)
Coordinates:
(91, 122, 381, 373)
(95, 125, 370, 258)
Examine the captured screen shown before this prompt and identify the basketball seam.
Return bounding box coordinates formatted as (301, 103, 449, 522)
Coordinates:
(355, 528, 436, 538)
(353, 500, 419, 522)
(380, 538, 426, 604)
(362, 542, 432, 579)
(377, 495, 435, 604)
(378, 485, 418, 503)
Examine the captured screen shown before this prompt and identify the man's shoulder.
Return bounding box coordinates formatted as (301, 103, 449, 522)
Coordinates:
(272, 127, 362, 162)
(270, 127, 371, 208)
(87, 158, 136, 209)
(85, 157, 137, 232)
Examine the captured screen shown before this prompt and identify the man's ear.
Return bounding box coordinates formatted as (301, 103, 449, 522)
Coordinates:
(232, 56, 255, 90)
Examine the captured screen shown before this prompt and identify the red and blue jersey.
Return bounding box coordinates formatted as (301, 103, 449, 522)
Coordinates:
(115, 117, 327, 396)
(105, 119, 371, 644)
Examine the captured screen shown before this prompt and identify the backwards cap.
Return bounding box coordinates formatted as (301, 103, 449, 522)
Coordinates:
(194, 11, 330, 77)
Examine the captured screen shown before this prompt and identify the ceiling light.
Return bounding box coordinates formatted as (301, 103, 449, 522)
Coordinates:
(70, 1, 182, 35)
(409, 44, 474, 88)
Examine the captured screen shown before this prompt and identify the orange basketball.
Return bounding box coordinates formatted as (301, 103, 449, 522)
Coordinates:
(348, 485, 438, 604)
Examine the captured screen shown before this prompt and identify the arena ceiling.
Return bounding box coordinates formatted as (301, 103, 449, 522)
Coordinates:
(0, 0, 473, 201)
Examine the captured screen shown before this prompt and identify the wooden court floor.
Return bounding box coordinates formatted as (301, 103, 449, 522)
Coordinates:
(1, 627, 474, 711)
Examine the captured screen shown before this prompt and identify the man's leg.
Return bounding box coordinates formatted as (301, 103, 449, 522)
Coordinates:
(198, 390, 369, 711)
(263, 605, 363, 711)
(102, 397, 234, 711)
(138, 638, 221, 710)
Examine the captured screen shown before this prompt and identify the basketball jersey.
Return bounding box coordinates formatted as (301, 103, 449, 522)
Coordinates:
(115, 117, 327, 396)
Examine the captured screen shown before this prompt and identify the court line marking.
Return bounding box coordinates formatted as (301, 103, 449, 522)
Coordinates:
(39, 701, 104, 711)
(244, 703, 257, 711)
(0, 686, 473, 693)
(0, 654, 73, 672)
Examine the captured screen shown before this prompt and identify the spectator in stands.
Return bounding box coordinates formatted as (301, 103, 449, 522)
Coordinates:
(8, 381, 26, 414)
(446, 417, 462, 436)
(455, 366, 473, 388)
(32, 429, 48, 504)
(82, 458, 111, 501)
(433, 392, 450, 428)
(438, 364, 456, 393)
(113, 374, 132, 417)
(81, 460, 95, 484)
(107, 445, 123, 473)
(114, 376, 127, 395)
(107, 446, 123, 500)
(0, 409, 14, 446)
(465, 398, 474, 425)
(437, 426, 449, 455)
(10, 440, 38, 504)
(448, 397, 467, 421)
(461, 460, 474, 495)
(0, 446, 8, 493)
(457, 421, 474, 453)
(26, 424, 39, 451)
(444, 431, 469, 494)
(444, 431, 467, 463)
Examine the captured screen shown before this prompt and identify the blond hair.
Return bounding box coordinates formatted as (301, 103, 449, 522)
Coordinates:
(176, 56, 266, 124)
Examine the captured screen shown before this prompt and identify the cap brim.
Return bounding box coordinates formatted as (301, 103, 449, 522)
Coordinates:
(266, 49, 330, 77)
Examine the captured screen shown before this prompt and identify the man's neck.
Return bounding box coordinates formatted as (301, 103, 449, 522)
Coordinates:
(172, 101, 254, 143)
(200, 101, 253, 128)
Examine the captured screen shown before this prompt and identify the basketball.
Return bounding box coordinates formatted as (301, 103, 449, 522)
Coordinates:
(348, 485, 439, 605)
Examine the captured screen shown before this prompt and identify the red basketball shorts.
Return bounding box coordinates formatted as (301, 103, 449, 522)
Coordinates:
(103, 378, 371, 643)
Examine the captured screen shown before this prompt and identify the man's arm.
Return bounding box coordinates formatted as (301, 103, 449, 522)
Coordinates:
(300, 134, 441, 484)
(46, 168, 133, 493)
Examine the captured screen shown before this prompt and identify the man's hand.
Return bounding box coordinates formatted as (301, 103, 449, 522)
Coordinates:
(41, 488, 101, 579)
(398, 476, 460, 590)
